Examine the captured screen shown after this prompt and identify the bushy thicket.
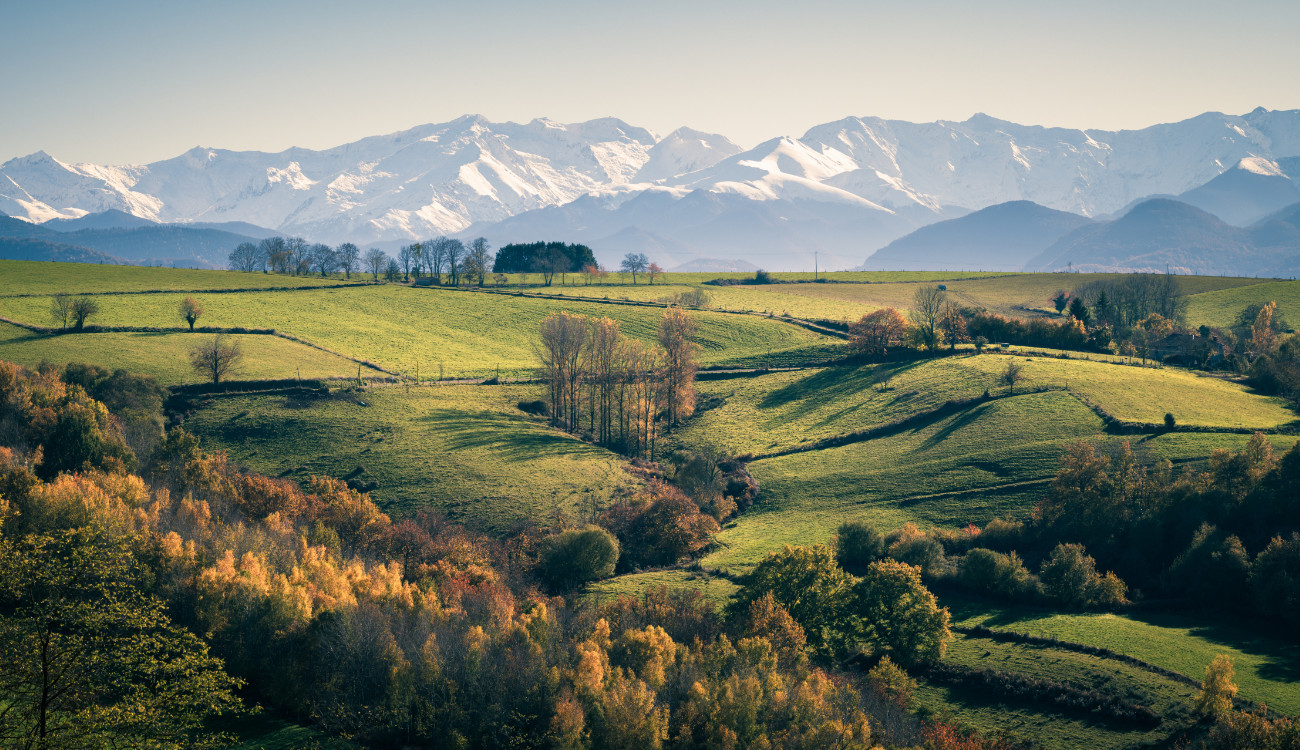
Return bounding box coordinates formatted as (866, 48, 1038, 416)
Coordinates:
(921, 663, 1162, 727)
(834, 435, 1300, 625)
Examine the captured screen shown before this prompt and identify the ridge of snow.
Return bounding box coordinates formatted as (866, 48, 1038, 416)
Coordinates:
(1236, 156, 1287, 177)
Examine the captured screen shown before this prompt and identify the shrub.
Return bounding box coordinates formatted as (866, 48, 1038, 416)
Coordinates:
(834, 520, 885, 575)
(885, 523, 947, 578)
(960, 548, 1036, 601)
(538, 526, 620, 589)
(1165, 412, 1176, 430)
(599, 481, 719, 570)
(517, 399, 549, 416)
(1039, 543, 1127, 609)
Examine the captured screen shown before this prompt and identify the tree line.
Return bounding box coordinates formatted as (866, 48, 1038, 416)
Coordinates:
(848, 275, 1190, 360)
(536, 307, 699, 460)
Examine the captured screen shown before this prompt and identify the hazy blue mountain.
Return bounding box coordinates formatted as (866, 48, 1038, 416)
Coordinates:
(1024, 199, 1298, 276)
(861, 200, 1093, 271)
(57, 225, 263, 268)
(466, 188, 921, 270)
(0, 213, 61, 240)
(0, 236, 126, 265)
(1177, 157, 1300, 226)
(43, 208, 158, 231)
(0, 212, 261, 269)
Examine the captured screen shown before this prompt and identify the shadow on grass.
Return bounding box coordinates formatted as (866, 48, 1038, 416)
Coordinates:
(918, 403, 991, 450)
(940, 593, 1300, 687)
(758, 360, 922, 418)
(1126, 610, 1300, 685)
(419, 408, 608, 461)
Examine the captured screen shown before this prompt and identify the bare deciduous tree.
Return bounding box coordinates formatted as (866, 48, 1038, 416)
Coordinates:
(398, 245, 414, 281)
(336, 243, 360, 278)
(909, 286, 946, 350)
(190, 334, 242, 384)
(443, 239, 465, 286)
(364, 248, 387, 280)
(260, 237, 291, 274)
(464, 238, 491, 287)
(620, 253, 649, 284)
(228, 242, 261, 272)
(311, 244, 338, 277)
(50, 293, 73, 328)
(1000, 359, 1026, 395)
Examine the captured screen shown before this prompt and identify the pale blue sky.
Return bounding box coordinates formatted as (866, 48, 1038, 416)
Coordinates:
(3, 0, 1298, 164)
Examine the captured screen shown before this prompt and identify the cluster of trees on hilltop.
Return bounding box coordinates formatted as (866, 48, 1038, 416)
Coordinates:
(846, 275, 1288, 367)
(492, 242, 596, 281)
(847, 285, 1103, 357)
(0, 357, 1027, 749)
(229, 236, 498, 285)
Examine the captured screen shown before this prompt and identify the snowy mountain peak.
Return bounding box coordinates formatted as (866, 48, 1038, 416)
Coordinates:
(1237, 156, 1287, 177)
(2, 109, 1299, 253)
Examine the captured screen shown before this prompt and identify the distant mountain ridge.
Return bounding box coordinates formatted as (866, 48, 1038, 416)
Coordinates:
(862, 201, 1093, 271)
(2, 108, 1299, 271)
(0, 210, 262, 268)
(1027, 198, 1300, 276)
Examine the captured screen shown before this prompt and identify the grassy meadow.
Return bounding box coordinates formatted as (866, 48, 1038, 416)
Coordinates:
(0, 321, 366, 384)
(946, 596, 1300, 715)
(0, 285, 843, 379)
(913, 630, 1200, 750)
(182, 384, 644, 529)
(0, 259, 354, 295)
(515, 271, 1279, 324)
(679, 354, 1296, 457)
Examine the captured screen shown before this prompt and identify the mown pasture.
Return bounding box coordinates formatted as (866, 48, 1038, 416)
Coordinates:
(1185, 278, 1300, 330)
(0, 321, 365, 384)
(692, 406, 1295, 573)
(0, 285, 843, 379)
(493, 271, 1287, 327)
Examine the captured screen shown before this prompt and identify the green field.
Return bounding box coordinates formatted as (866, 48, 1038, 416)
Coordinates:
(584, 569, 741, 608)
(0, 259, 353, 296)
(1185, 279, 1300, 330)
(0, 286, 842, 379)
(182, 384, 644, 529)
(0, 321, 366, 384)
(914, 629, 1199, 750)
(679, 354, 1295, 457)
(501, 271, 1283, 326)
(698, 391, 1106, 571)
(946, 596, 1300, 715)
(696, 409, 1291, 573)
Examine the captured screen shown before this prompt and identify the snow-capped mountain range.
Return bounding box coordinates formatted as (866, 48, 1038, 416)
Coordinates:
(2, 108, 1299, 270)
